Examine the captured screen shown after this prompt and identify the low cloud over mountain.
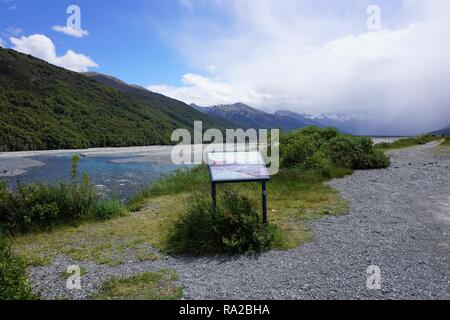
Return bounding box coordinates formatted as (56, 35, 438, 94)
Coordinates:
(149, 0, 450, 135)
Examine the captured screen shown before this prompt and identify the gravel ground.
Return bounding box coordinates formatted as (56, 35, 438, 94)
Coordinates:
(28, 142, 450, 300)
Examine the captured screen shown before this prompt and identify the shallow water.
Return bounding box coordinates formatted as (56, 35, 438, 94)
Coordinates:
(3, 154, 186, 201)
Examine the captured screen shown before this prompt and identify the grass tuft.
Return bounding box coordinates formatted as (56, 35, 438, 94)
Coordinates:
(91, 269, 183, 300)
(59, 266, 89, 279)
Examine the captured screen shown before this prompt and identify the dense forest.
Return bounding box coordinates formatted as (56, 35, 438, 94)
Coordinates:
(0, 48, 226, 152)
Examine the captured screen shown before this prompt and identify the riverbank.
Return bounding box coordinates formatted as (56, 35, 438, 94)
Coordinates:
(0, 145, 174, 160)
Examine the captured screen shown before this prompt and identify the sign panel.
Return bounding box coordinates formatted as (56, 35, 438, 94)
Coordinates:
(207, 152, 270, 183)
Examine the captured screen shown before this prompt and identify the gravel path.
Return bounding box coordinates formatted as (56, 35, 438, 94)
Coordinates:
(29, 142, 450, 300)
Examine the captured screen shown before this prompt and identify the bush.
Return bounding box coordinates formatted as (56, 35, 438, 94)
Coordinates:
(166, 192, 278, 255)
(415, 134, 435, 145)
(281, 135, 318, 168)
(280, 126, 390, 170)
(0, 175, 127, 235)
(0, 237, 37, 300)
(327, 136, 390, 169)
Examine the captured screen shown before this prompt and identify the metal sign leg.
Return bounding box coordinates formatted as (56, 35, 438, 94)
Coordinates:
(262, 181, 267, 224)
(212, 182, 217, 209)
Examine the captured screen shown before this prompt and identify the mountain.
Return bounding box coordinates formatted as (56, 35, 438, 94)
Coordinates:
(193, 103, 321, 131)
(274, 110, 323, 129)
(301, 113, 375, 135)
(193, 102, 378, 134)
(430, 126, 450, 136)
(84, 73, 230, 130)
(190, 103, 211, 114)
(0, 48, 227, 151)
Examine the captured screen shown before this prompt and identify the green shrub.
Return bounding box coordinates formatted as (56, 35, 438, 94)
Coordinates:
(327, 136, 390, 169)
(0, 237, 37, 300)
(281, 135, 318, 168)
(415, 134, 435, 145)
(309, 150, 333, 171)
(366, 149, 391, 168)
(0, 176, 127, 235)
(166, 192, 278, 255)
(280, 126, 390, 170)
(71, 154, 81, 178)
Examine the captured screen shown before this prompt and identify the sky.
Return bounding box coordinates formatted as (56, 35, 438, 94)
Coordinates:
(1, 0, 450, 133)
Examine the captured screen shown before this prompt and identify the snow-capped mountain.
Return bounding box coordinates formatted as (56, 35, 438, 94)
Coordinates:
(193, 103, 377, 134)
(300, 112, 375, 134)
(302, 113, 371, 123)
(191, 103, 321, 131)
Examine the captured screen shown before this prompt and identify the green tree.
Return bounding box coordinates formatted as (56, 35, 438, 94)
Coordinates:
(71, 154, 81, 178)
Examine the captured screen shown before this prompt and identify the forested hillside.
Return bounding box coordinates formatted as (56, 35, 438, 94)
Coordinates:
(0, 48, 226, 151)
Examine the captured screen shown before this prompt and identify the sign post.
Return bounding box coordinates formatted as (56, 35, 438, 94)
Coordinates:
(262, 180, 267, 225)
(207, 152, 270, 224)
(211, 182, 217, 210)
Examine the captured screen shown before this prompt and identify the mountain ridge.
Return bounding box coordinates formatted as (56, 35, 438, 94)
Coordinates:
(430, 126, 450, 136)
(193, 102, 379, 134)
(192, 103, 322, 132)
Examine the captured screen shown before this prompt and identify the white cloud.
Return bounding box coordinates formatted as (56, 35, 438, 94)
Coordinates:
(149, 0, 450, 133)
(10, 34, 98, 72)
(206, 64, 218, 73)
(4, 26, 23, 37)
(3, 0, 16, 10)
(0, 37, 5, 47)
(52, 25, 89, 38)
(148, 73, 266, 106)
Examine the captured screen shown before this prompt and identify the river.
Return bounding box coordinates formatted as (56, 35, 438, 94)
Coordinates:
(0, 146, 185, 200)
(0, 137, 404, 200)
